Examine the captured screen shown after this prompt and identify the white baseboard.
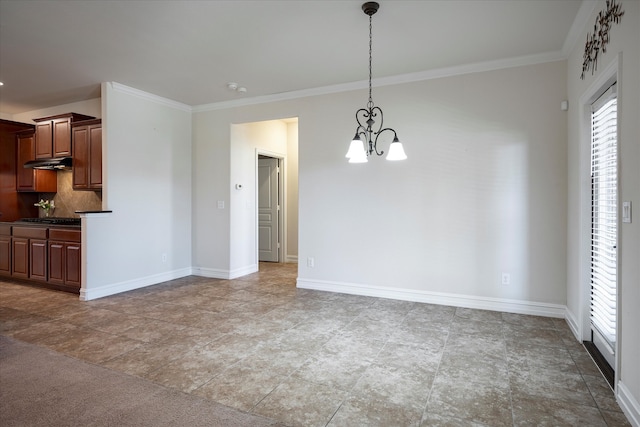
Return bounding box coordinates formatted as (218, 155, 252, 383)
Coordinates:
(564, 307, 581, 341)
(296, 278, 566, 318)
(80, 268, 192, 301)
(228, 264, 257, 279)
(192, 264, 258, 280)
(192, 267, 232, 280)
(618, 381, 640, 427)
(285, 255, 298, 263)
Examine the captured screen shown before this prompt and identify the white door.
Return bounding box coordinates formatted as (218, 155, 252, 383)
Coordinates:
(589, 83, 618, 371)
(258, 157, 279, 262)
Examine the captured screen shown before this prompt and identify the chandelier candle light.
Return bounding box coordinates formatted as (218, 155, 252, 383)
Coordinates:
(346, 1, 406, 163)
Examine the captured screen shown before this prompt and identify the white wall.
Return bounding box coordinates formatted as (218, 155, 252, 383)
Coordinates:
(192, 60, 568, 315)
(300, 62, 567, 312)
(191, 110, 232, 277)
(80, 82, 193, 299)
(286, 121, 299, 261)
(192, 106, 300, 278)
(566, 1, 640, 423)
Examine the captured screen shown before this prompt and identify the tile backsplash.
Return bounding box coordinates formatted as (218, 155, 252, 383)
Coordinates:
(39, 170, 102, 218)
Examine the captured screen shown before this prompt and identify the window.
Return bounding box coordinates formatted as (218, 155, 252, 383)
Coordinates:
(590, 83, 618, 354)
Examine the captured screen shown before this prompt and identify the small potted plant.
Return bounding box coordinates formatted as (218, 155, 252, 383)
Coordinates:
(34, 199, 55, 217)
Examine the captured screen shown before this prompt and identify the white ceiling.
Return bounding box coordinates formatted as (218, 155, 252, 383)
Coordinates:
(0, 0, 588, 115)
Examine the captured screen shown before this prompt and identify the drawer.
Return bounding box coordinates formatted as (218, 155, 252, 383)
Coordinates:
(49, 229, 81, 242)
(0, 224, 11, 236)
(12, 226, 48, 239)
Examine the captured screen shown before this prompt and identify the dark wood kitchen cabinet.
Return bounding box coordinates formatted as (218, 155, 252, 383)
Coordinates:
(0, 225, 11, 277)
(33, 113, 94, 159)
(48, 241, 66, 284)
(72, 119, 102, 190)
(29, 238, 47, 282)
(48, 229, 81, 290)
(16, 130, 57, 192)
(12, 226, 48, 281)
(4, 225, 80, 292)
(11, 237, 29, 279)
(1, 120, 39, 221)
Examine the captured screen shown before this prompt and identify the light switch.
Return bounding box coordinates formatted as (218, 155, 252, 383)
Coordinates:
(217, 200, 225, 209)
(622, 201, 631, 223)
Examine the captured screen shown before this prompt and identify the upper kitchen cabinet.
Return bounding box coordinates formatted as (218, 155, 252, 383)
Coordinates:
(72, 119, 102, 191)
(16, 130, 57, 193)
(1, 119, 39, 220)
(34, 113, 94, 159)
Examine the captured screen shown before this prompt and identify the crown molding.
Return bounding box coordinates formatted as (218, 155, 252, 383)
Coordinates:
(109, 82, 192, 113)
(373, 50, 567, 87)
(191, 80, 366, 113)
(193, 51, 567, 113)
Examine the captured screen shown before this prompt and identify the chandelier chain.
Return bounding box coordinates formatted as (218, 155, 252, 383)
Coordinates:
(368, 13, 373, 109)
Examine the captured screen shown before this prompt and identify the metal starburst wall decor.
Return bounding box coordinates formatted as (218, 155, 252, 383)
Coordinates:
(581, 0, 624, 79)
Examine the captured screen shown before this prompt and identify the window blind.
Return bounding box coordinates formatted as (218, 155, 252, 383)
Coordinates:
(590, 83, 617, 351)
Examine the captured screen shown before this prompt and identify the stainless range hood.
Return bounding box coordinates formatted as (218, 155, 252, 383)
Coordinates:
(24, 157, 72, 170)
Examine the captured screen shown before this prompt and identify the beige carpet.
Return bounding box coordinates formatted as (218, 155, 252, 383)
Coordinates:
(0, 335, 285, 427)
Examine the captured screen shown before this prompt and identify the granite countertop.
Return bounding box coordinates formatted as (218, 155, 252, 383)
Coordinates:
(3, 219, 81, 229)
(75, 210, 113, 214)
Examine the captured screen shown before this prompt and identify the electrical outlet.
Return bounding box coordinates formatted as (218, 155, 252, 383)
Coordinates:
(307, 257, 315, 268)
(162, 253, 167, 263)
(501, 273, 510, 285)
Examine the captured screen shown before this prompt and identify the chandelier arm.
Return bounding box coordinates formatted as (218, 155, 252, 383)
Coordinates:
(372, 127, 397, 156)
(376, 127, 398, 140)
(370, 105, 384, 133)
(355, 107, 371, 127)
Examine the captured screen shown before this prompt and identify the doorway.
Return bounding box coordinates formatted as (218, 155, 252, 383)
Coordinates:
(258, 155, 281, 262)
(230, 118, 297, 273)
(584, 81, 618, 388)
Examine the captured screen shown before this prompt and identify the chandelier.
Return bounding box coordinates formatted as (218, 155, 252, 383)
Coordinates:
(346, 1, 406, 163)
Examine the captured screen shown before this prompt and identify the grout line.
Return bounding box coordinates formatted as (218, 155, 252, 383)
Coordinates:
(502, 314, 517, 427)
(0, 276, 628, 427)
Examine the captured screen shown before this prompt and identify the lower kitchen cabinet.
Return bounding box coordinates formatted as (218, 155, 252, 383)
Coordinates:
(0, 224, 11, 277)
(29, 239, 47, 282)
(11, 237, 29, 279)
(6, 225, 80, 293)
(48, 241, 65, 283)
(12, 226, 48, 280)
(48, 229, 81, 291)
(65, 243, 81, 287)
(0, 235, 11, 277)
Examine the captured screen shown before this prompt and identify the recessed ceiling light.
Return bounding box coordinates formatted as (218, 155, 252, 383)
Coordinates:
(0, 82, 4, 86)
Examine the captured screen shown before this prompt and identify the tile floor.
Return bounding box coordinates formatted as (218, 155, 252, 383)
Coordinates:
(0, 263, 631, 426)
